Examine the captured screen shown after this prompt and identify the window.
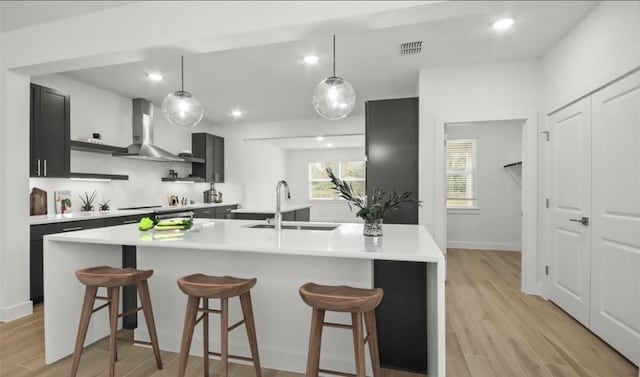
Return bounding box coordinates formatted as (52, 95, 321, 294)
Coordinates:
(309, 161, 365, 199)
(446, 139, 477, 208)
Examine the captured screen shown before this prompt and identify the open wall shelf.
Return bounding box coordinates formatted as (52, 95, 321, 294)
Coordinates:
(70, 140, 128, 154)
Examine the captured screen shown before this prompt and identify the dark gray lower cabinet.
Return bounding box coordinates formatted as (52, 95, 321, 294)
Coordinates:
(29, 218, 108, 303)
(192, 205, 237, 219)
(231, 207, 310, 221)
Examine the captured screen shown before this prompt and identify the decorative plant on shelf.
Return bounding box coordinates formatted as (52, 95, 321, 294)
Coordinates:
(60, 198, 72, 214)
(327, 168, 421, 236)
(98, 199, 111, 213)
(79, 190, 97, 212)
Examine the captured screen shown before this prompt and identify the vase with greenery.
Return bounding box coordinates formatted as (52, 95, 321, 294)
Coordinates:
(79, 190, 97, 212)
(60, 198, 72, 214)
(327, 168, 421, 236)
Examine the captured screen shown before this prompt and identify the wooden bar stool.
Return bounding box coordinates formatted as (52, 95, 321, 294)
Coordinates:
(70, 266, 162, 377)
(299, 282, 384, 377)
(177, 273, 262, 377)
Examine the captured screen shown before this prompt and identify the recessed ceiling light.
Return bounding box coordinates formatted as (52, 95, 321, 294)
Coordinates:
(146, 73, 164, 81)
(492, 18, 514, 31)
(304, 55, 319, 65)
(316, 136, 324, 142)
(231, 110, 243, 118)
(326, 143, 333, 148)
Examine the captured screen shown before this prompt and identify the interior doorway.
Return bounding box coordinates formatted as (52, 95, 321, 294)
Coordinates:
(444, 119, 525, 253)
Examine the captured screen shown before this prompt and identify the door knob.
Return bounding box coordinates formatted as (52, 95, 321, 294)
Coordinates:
(569, 217, 589, 226)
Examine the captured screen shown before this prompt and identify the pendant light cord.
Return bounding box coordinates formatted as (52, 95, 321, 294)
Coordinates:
(181, 55, 185, 92)
(332, 34, 336, 78)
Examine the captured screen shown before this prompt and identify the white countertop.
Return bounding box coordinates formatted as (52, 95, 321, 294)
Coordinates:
(29, 203, 238, 225)
(45, 219, 444, 263)
(231, 204, 311, 214)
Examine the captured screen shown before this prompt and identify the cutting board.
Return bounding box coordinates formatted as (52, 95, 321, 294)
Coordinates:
(30, 187, 47, 216)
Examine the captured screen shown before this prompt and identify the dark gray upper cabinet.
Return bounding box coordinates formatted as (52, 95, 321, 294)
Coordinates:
(30, 84, 70, 178)
(365, 97, 419, 225)
(191, 133, 224, 183)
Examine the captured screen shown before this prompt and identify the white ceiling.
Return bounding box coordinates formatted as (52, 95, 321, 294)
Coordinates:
(0, 1, 135, 32)
(252, 134, 365, 151)
(22, 1, 595, 124)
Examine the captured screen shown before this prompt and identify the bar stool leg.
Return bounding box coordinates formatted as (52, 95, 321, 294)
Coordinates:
(203, 298, 210, 377)
(364, 311, 381, 377)
(305, 308, 325, 377)
(351, 312, 366, 377)
(108, 287, 120, 377)
(70, 285, 98, 377)
(221, 297, 229, 377)
(137, 280, 163, 369)
(106, 288, 118, 362)
(240, 292, 262, 377)
(178, 295, 200, 377)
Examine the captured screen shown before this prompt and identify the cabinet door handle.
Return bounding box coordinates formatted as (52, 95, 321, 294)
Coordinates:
(37, 159, 41, 176)
(62, 226, 83, 232)
(202, 210, 211, 214)
(123, 220, 138, 224)
(43, 159, 47, 176)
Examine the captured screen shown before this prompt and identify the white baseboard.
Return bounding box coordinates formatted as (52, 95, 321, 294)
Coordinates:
(447, 240, 521, 252)
(0, 300, 33, 322)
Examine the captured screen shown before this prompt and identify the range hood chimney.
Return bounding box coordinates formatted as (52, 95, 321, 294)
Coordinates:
(113, 98, 184, 162)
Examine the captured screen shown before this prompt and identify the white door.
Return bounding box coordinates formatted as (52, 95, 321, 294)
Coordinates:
(590, 70, 640, 366)
(547, 97, 592, 326)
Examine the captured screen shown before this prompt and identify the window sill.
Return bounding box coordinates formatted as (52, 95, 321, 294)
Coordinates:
(447, 207, 480, 215)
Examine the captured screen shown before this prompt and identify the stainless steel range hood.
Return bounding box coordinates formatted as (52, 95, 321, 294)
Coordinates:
(113, 98, 184, 162)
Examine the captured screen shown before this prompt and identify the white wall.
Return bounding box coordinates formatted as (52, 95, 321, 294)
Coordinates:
(419, 59, 540, 293)
(28, 74, 239, 212)
(446, 120, 523, 251)
(541, 1, 640, 113)
(243, 140, 287, 208)
(286, 147, 366, 222)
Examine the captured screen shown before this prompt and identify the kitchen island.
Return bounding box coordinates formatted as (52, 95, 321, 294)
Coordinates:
(43, 219, 445, 377)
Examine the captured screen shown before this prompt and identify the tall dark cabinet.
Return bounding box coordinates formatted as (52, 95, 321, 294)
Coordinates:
(365, 97, 419, 224)
(191, 133, 224, 183)
(30, 84, 70, 178)
(366, 97, 427, 373)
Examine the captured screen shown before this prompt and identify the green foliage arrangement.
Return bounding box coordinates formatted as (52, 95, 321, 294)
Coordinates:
(326, 168, 421, 222)
(79, 190, 97, 212)
(98, 200, 110, 211)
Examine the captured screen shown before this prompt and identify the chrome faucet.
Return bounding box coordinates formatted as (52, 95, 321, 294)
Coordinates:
(275, 180, 291, 231)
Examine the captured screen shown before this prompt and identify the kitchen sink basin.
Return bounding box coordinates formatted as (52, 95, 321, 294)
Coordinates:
(247, 223, 339, 231)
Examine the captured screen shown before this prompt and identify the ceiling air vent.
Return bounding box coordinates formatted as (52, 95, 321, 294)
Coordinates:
(400, 41, 423, 56)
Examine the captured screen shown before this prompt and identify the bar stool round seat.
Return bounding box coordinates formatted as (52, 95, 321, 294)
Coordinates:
(177, 273, 261, 377)
(178, 273, 256, 298)
(299, 282, 384, 377)
(70, 266, 162, 377)
(299, 282, 383, 313)
(75, 266, 153, 287)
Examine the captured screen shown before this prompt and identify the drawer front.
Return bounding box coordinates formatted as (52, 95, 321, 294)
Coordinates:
(193, 207, 216, 218)
(104, 214, 148, 227)
(215, 205, 237, 219)
(30, 218, 106, 240)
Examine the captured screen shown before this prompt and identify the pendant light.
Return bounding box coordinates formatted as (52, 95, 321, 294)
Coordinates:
(161, 55, 204, 127)
(312, 35, 356, 120)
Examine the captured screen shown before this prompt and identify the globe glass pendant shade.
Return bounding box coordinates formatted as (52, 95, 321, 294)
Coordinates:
(161, 90, 204, 127)
(312, 76, 356, 120)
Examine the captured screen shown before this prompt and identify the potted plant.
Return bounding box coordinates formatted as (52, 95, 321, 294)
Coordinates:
(327, 168, 421, 236)
(98, 199, 111, 213)
(79, 190, 97, 213)
(60, 198, 72, 215)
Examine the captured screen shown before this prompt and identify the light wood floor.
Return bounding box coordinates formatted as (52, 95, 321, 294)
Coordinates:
(0, 249, 637, 376)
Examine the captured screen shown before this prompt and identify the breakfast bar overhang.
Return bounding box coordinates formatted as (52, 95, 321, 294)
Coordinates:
(43, 219, 445, 377)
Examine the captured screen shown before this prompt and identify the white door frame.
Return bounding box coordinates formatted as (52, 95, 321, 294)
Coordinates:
(433, 112, 539, 295)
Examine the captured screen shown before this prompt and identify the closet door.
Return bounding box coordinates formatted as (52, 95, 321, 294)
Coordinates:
(590, 70, 640, 366)
(547, 97, 592, 326)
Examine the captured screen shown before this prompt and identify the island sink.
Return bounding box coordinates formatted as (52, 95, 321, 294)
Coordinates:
(247, 223, 339, 231)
